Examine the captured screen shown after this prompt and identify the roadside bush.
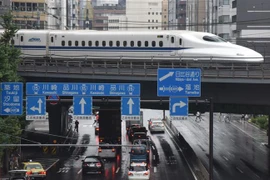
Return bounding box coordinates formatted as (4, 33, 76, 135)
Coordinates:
(251, 118, 257, 124)
(256, 116, 267, 129)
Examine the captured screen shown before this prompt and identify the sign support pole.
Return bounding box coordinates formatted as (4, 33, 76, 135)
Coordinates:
(209, 97, 214, 180)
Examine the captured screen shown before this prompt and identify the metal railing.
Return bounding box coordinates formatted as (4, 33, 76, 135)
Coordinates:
(17, 57, 270, 79)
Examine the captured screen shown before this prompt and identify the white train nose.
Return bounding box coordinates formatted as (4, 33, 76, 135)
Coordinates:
(233, 45, 264, 62)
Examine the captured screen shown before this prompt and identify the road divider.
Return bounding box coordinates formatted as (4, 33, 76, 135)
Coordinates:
(164, 119, 209, 180)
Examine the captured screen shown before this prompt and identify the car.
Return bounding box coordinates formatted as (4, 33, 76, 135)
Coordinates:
(148, 119, 165, 133)
(21, 161, 46, 179)
(133, 139, 151, 155)
(130, 145, 148, 163)
(95, 123, 99, 135)
(81, 156, 105, 175)
(8, 170, 31, 180)
(128, 162, 150, 180)
(98, 142, 117, 159)
(132, 132, 148, 143)
(129, 127, 147, 141)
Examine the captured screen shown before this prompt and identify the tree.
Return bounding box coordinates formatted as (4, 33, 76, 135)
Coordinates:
(0, 12, 24, 171)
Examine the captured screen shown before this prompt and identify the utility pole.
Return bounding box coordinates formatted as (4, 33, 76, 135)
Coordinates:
(66, 0, 68, 30)
(37, 8, 40, 29)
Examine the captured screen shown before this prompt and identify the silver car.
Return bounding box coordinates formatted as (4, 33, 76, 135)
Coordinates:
(149, 120, 165, 133)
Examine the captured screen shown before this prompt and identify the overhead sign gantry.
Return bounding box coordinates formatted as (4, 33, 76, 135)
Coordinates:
(157, 68, 201, 120)
(25, 83, 141, 120)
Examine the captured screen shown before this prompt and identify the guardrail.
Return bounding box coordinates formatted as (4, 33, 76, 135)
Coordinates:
(17, 57, 270, 79)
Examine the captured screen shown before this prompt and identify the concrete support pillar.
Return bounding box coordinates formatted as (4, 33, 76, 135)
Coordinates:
(48, 103, 62, 137)
(163, 110, 166, 120)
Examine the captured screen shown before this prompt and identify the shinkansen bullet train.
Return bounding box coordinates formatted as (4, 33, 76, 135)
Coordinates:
(0, 29, 264, 62)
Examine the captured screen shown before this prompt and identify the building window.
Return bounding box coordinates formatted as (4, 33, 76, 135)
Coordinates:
(219, 15, 230, 23)
(88, 41, 92, 46)
(220, 0, 229, 6)
(33, 3, 37, 11)
(232, 0, 236, 8)
(61, 41, 65, 46)
(38, 3, 44, 11)
(26, 3, 31, 11)
(82, 41, 85, 46)
(75, 41, 78, 46)
(232, 15, 237, 23)
(20, 3, 25, 11)
(159, 41, 163, 47)
(95, 41, 99, 46)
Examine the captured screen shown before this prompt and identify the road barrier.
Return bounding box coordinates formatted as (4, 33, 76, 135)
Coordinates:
(42, 146, 48, 154)
(164, 119, 209, 180)
(51, 147, 57, 155)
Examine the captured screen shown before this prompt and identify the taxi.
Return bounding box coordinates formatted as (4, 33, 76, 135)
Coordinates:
(128, 162, 150, 180)
(21, 160, 46, 179)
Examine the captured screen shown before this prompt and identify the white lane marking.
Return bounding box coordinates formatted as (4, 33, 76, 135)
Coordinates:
(236, 167, 244, 173)
(154, 166, 157, 173)
(77, 169, 82, 174)
(115, 167, 120, 173)
(165, 127, 198, 180)
(222, 156, 229, 161)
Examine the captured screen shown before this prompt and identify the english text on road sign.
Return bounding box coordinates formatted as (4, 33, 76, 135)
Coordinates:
(26, 83, 140, 96)
(121, 97, 140, 120)
(26, 96, 46, 120)
(157, 68, 201, 97)
(73, 96, 94, 120)
(169, 97, 188, 120)
(0, 82, 23, 115)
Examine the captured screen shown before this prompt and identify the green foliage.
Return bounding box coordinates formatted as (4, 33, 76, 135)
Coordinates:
(250, 115, 269, 130)
(0, 12, 24, 167)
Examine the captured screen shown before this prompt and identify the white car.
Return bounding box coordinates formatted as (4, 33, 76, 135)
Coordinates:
(149, 119, 165, 133)
(128, 162, 150, 180)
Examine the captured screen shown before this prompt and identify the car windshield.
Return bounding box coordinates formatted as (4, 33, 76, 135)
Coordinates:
(203, 35, 227, 42)
(131, 147, 147, 155)
(130, 166, 147, 171)
(25, 164, 42, 170)
(84, 157, 99, 163)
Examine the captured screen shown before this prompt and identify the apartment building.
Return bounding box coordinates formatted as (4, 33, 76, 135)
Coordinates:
(176, 0, 186, 30)
(11, 0, 48, 29)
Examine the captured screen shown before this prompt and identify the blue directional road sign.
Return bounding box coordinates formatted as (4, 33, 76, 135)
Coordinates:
(157, 68, 201, 97)
(0, 82, 23, 115)
(121, 97, 140, 120)
(73, 96, 94, 120)
(170, 97, 188, 120)
(26, 96, 46, 120)
(26, 83, 140, 96)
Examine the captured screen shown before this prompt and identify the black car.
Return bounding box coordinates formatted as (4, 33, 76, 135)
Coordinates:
(81, 156, 105, 175)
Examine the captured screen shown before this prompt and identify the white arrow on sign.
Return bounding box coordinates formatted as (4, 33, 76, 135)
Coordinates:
(159, 72, 174, 82)
(4, 108, 11, 113)
(79, 98, 86, 114)
(30, 98, 43, 114)
(127, 98, 134, 114)
(172, 101, 186, 113)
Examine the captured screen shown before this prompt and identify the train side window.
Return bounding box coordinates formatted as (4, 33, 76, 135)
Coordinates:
(68, 41, 72, 46)
(95, 41, 99, 46)
(145, 41, 148, 47)
(82, 41, 85, 46)
(171, 37, 174, 43)
(152, 41, 156, 47)
(109, 41, 113, 47)
(61, 41, 65, 46)
(179, 38, 182, 45)
(137, 41, 141, 47)
(102, 41, 106, 47)
(123, 41, 127, 47)
(130, 41, 134, 47)
(75, 41, 78, 46)
(116, 41, 120, 47)
(11, 39, 14, 45)
(88, 41, 92, 46)
(51, 37, 54, 43)
(20, 36, 23, 42)
(159, 41, 163, 47)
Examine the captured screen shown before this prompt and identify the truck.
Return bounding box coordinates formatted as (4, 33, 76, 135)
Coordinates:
(98, 108, 121, 159)
(126, 111, 144, 133)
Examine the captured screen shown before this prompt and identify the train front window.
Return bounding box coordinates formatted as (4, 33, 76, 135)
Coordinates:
(203, 36, 227, 42)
